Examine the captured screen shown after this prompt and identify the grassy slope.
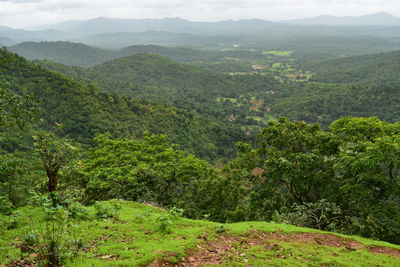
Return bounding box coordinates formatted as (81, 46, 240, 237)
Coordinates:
(1, 202, 399, 266)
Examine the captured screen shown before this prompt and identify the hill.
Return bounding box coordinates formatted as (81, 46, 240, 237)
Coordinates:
(1, 201, 400, 266)
(308, 50, 400, 84)
(36, 53, 279, 130)
(9, 41, 115, 67)
(0, 36, 15, 46)
(36, 51, 400, 128)
(9, 42, 225, 67)
(0, 48, 247, 161)
(32, 17, 276, 36)
(282, 12, 400, 26)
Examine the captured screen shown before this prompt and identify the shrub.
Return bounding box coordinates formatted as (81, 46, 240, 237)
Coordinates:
(22, 192, 84, 266)
(94, 199, 123, 219)
(0, 196, 13, 215)
(283, 199, 342, 231)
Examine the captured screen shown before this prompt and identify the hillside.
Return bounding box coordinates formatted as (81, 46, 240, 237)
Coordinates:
(9, 41, 273, 67)
(9, 41, 115, 67)
(36, 53, 279, 130)
(0, 36, 15, 46)
(0, 48, 247, 161)
(282, 12, 400, 26)
(308, 50, 400, 84)
(1, 201, 400, 266)
(35, 50, 400, 130)
(9, 42, 225, 67)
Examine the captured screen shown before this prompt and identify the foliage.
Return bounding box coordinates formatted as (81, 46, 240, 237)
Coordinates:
(0, 195, 13, 215)
(0, 48, 248, 161)
(282, 199, 343, 231)
(33, 128, 81, 208)
(24, 193, 84, 266)
(93, 199, 123, 219)
(0, 87, 38, 131)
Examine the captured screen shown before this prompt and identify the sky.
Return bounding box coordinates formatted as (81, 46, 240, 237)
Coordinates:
(0, 0, 399, 28)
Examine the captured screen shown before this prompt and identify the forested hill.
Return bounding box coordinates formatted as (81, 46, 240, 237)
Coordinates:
(7, 41, 233, 67)
(309, 49, 400, 84)
(9, 41, 115, 67)
(0, 48, 247, 161)
(9, 41, 267, 67)
(36, 53, 279, 121)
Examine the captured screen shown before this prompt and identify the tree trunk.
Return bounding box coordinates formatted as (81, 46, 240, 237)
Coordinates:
(47, 172, 58, 207)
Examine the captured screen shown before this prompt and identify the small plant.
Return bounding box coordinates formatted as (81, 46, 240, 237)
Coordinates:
(22, 192, 84, 266)
(169, 206, 184, 217)
(20, 231, 40, 255)
(94, 199, 123, 219)
(157, 214, 173, 234)
(65, 200, 90, 220)
(0, 196, 13, 215)
(6, 210, 24, 230)
(203, 213, 211, 220)
(215, 225, 227, 234)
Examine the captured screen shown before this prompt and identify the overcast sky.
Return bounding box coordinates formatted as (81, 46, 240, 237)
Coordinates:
(0, 0, 399, 28)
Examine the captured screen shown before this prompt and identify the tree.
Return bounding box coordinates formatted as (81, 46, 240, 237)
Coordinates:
(254, 117, 339, 205)
(33, 127, 80, 206)
(331, 117, 400, 243)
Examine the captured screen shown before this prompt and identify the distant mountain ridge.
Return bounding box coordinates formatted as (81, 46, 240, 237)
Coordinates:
(281, 12, 400, 26)
(0, 36, 15, 46)
(29, 17, 275, 36)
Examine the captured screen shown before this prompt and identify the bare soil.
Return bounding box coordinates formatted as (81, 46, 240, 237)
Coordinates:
(151, 230, 400, 267)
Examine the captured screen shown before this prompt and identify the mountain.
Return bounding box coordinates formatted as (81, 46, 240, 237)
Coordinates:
(9, 41, 115, 67)
(0, 48, 248, 161)
(33, 17, 275, 36)
(8, 41, 240, 67)
(0, 28, 70, 43)
(0, 26, 12, 32)
(0, 36, 15, 46)
(282, 12, 400, 26)
(36, 53, 278, 126)
(77, 31, 242, 49)
(308, 50, 400, 84)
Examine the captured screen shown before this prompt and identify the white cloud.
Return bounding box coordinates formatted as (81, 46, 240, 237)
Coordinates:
(0, 0, 399, 28)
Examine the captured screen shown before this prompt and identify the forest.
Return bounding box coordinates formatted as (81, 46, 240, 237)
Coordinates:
(1, 28, 400, 266)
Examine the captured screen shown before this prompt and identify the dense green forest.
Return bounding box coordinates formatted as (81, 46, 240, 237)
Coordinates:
(309, 50, 400, 84)
(2, 34, 400, 265)
(0, 49, 248, 161)
(36, 47, 400, 129)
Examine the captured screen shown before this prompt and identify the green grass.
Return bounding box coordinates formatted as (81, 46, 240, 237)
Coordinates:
(1, 202, 400, 266)
(263, 51, 293, 56)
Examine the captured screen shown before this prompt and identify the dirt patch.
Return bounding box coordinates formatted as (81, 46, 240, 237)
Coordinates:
(149, 230, 400, 266)
(369, 246, 400, 257)
(259, 231, 364, 250)
(5, 258, 35, 267)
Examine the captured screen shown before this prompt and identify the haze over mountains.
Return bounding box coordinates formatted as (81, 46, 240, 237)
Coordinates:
(2, 12, 400, 49)
(282, 12, 400, 26)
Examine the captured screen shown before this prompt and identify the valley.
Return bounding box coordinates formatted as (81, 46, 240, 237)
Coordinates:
(1, 11, 400, 266)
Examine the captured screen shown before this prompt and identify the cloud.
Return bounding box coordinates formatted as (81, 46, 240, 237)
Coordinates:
(0, 0, 399, 28)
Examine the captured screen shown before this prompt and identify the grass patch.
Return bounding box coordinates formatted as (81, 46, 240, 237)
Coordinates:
(1, 202, 399, 266)
(263, 51, 293, 56)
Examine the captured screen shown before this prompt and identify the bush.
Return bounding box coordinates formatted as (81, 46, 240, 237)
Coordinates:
(94, 199, 123, 219)
(61, 198, 90, 220)
(22, 192, 84, 266)
(0, 196, 13, 215)
(283, 199, 342, 231)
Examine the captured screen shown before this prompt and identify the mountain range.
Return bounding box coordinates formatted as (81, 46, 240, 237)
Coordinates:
(1, 12, 400, 48)
(282, 12, 400, 26)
